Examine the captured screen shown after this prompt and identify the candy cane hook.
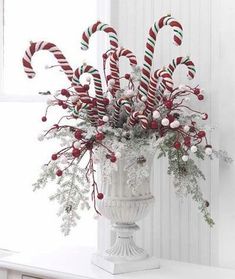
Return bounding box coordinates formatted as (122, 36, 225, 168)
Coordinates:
(81, 21, 119, 50)
(23, 41, 73, 81)
(72, 64, 106, 120)
(138, 15, 183, 99)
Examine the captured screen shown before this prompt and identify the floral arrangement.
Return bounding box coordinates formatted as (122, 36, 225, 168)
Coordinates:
(23, 15, 231, 235)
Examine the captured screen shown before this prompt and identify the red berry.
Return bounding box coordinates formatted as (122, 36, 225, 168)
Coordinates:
(103, 98, 109, 106)
(150, 120, 158, 129)
(61, 89, 69, 96)
(198, 130, 206, 138)
(72, 148, 81, 158)
(54, 124, 59, 129)
(174, 141, 181, 150)
(74, 130, 82, 140)
(184, 136, 191, 143)
(97, 193, 104, 200)
(194, 88, 200, 95)
(197, 94, 204, 100)
(167, 114, 175, 123)
(184, 141, 191, 147)
(86, 142, 93, 150)
(165, 100, 173, 109)
(41, 116, 47, 122)
(102, 53, 108, 59)
(51, 154, 58, 160)
(184, 136, 191, 147)
(58, 100, 63, 106)
(202, 113, 208, 120)
(125, 74, 131, 80)
(205, 200, 210, 207)
(62, 103, 68, 109)
(56, 169, 63, 176)
(96, 133, 105, 141)
(107, 75, 112, 81)
(110, 155, 117, 163)
(83, 84, 90, 91)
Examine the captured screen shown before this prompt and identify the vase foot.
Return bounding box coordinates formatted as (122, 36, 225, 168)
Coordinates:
(91, 253, 160, 274)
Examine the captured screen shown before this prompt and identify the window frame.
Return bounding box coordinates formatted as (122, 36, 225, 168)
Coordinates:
(0, 0, 111, 103)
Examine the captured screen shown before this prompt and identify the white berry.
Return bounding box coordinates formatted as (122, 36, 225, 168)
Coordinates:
(125, 90, 134, 97)
(183, 125, 190, 132)
(73, 141, 81, 149)
(191, 145, 197, 153)
(152, 110, 160, 119)
(70, 96, 79, 103)
(205, 147, 212, 155)
(161, 118, 169, 126)
(179, 84, 187, 90)
(47, 99, 54, 105)
(108, 79, 116, 86)
(102, 115, 109, 122)
(60, 155, 68, 164)
(141, 95, 147, 102)
(184, 97, 190, 102)
(170, 120, 180, 129)
(97, 125, 103, 132)
(37, 134, 44, 141)
(86, 76, 91, 82)
(182, 155, 189, 162)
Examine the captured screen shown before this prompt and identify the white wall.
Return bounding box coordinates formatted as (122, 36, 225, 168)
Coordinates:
(218, 0, 235, 268)
(105, 0, 235, 268)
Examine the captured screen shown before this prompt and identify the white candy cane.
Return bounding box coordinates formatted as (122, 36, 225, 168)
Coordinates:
(23, 41, 73, 81)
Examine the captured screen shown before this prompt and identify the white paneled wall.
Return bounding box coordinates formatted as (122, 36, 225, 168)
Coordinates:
(97, 0, 224, 266)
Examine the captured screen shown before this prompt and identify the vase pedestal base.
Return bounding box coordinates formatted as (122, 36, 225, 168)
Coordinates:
(91, 253, 160, 274)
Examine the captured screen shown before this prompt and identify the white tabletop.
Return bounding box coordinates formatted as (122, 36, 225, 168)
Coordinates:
(0, 246, 235, 279)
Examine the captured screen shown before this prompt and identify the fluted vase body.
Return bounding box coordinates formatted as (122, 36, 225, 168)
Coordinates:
(96, 141, 155, 261)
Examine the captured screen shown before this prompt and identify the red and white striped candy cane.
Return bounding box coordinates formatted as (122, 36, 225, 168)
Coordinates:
(167, 56, 196, 79)
(110, 47, 138, 94)
(158, 56, 196, 92)
(128, 111, 149, 129)
(72, 64, 105, 119)
(144, 69, 173, 115)
(72, 100, 98, 125)
(138, 15, 183, 99)
(22, 41, 73, 81)
(113, 98, 132, 125)
(74, 85, 92, 104)
(81, 21, 118, 50)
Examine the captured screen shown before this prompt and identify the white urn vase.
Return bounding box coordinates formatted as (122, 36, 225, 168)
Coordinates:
(92, 142, 160, 274)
